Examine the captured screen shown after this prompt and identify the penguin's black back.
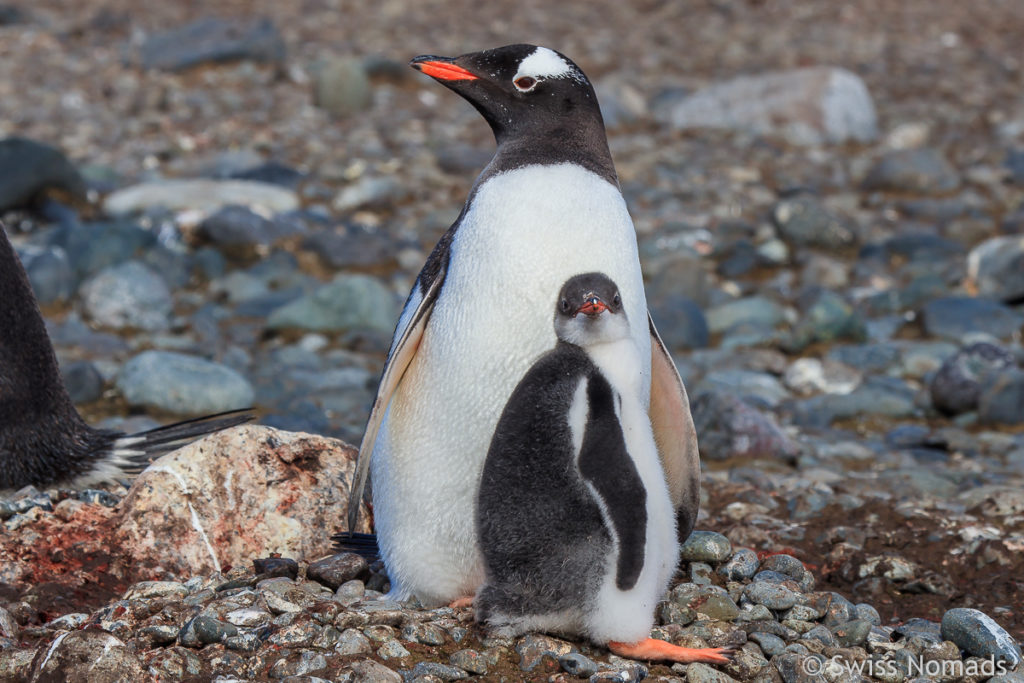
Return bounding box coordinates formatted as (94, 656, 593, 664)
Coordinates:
(476, 341, 647, 621)
(0, 227, 114, 489)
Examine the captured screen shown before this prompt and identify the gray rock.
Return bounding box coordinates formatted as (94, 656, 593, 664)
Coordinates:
(749, 632, 787, 657)
(336, 628, 372, 655)
(684, 662, 740, 682)
(930, 342, 1017, 415)
(706, 296, 787, 335)
(893, 618, 943, 644)
(28, 630, 145, 681)
(224, 631, 261, 652)
(332, 176, 406, 213)
(743, 582, 800, 611)
(104, 179, 299, 215)
(791, 375, 918, 427)
(773, 196, 857, 251)
(855, 603, 882, 626)
(349, 659, 402, 683)
(559, 652, 599, 677)
(862, 148, 960, 194)
(307, 553, 369, 590)
(198, 205, 279, 248)
(20, 246, 75, 304)
(719, 548, 760, 580)
(61, 360, 104, 404)
(653, 67, 878, 145)
(48, 220, 158, 279)
(515, 633, 575, 671)
(782, 290, 867, 353)
(268, 651, 328, 679)
(941, 608, 1023, 666)
(116, 350, 254, 415)
(376, 638, 410, 660)
(313, 56, 372, 117)
(696, 369, 789, 408)
(0, 137, 85, 212)
(139, 16, 285, 71)
(650, 294, 710, 350)
(831, 619, 872, 647)
(967, 235, 1024, 304)
(80, 261, 172, 331)
(178, 615, 238, 647)
(408, 661, 468, 680)
(449, 649, 488, 675)
(266, 274, 398, 334)
(921, 297, 1024, 342)
(267, 619, 321, 647)
(680, 530, 733, 562)
(302, 223, 397, 270)
(692, 391, 800, 462)
(979, 370, 1024, 425)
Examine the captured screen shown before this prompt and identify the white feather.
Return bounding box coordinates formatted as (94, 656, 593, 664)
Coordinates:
(514, 46, 582, 83)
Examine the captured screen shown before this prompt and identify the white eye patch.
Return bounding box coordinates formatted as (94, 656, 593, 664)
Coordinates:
(512, 46, 584, 90)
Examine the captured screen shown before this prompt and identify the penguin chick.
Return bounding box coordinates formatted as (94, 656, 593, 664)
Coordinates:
(0, 224, 251, 495)
(475, 272, 732, 665)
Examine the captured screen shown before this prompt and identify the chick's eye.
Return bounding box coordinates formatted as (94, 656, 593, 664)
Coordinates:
(613, 293, 621, 306)
(514, 76, 536, 91)
(560, 298, 570, 312)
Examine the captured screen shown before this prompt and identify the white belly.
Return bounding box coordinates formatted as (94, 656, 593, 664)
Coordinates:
(372, 163, 651, 606)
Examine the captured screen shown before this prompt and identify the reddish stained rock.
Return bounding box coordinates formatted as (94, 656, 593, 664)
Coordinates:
(114, 425, 369, 581)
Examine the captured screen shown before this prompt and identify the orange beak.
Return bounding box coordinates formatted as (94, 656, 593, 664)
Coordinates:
(576, 297, 608, 317)
(410, 57, 478, 82)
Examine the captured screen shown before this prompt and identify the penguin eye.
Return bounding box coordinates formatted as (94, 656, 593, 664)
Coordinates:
(514, 76, 537, 92)
(613, 293, 621, 306)
(560, 298, 570, 313)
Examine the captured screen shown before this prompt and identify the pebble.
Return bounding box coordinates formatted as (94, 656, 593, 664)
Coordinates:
(967, 235, 1024, 303)
(265, 274, 399, 334)
(773, 195, 857, 251)
(921, 296, 1024, 343)
(978, 370, 1024, 425)
(80, 261, 172, 331)
(116, 350, 254, 415)
(941, 608, 1023, 666)
(139, 16, 285, 71)
(409, 661, 468, 680)
(559, 652, 599, 677)
(307, 553, 369, 590)
(653, 66, 878, 145)
(313, 56, 372, 117)
(719, 548, 760, 580)
(103, 179, 299, 215)
(679, 530, 733, 562)
(930, 342, 1017, 415)
(862, 147, 960, 194)
(744, 582, 800, 611)
(0, 136, 84, 212)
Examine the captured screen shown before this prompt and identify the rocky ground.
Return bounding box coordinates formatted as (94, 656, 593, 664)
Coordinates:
(1, 0, 1024, 681)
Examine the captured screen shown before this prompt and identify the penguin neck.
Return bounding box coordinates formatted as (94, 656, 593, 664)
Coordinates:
(0, 227, 83, 428)
(479, 115, 618, 190)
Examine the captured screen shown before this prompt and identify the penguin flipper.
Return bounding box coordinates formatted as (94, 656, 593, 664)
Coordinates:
(647, 314, 701, 538)
(346, 262, 447, 533)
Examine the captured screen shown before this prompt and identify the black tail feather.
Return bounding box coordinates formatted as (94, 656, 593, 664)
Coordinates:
(332, 531, 380, 561)
(114, 408, 254, 466)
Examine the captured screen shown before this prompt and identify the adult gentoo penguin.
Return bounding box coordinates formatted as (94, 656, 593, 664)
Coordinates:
(476, 274, 730, 664)
(345, 44, 699, 607)
(0, 224, 251, 494)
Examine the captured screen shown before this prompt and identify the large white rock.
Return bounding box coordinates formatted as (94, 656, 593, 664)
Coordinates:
(654, 67, 878, 146)
(114, 425, 370, 580)
(103, 179, 299, 215)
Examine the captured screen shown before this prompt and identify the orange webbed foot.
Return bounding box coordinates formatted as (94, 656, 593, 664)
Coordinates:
(608, 638, 736, 664)
(448, 596, 474, 609)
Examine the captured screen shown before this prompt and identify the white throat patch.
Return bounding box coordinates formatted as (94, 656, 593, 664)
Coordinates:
(514, 46, 583, 84)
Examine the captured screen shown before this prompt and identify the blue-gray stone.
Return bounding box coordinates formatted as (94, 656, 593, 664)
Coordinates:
(198, 204, 278, 247)
(831, 619, 872, 647)
(302, 223, 397, 270)
(744, 582, 799, 611)
(559, 653, 599, 677)
(79, 261, 172, 331)
(862, 148, 960, 194)
(802, 625, 835, 646)
(967, 235, 1024, 304)
(783, 289, 867, 353)
(0, 137, 85, 211)
(48, 221, 157, 279)
(178, 615, 237, 647)
(266, 274, 398, 334)
(941, 609, 1022, 666)
(760, 554, 806, 579)
(679, 530, 732, 562)
(409, 661, 468, 680)
(692, 391, 801, 461)
(855, 603, 881, 626)
(719, 548, 760, 581)
(706, 296, 787, 335)
(749, 632, 787, 657)
(773, 195, 857, 251)
(930, 342, 1016, 415)
(61, 360, 104, 404)
(649, 294, 710, 350)
(790, 375, 918, 427)
(20, 246, 75, 304)
(921, 297, 1024, 343)
(979, 370, 1024, 426)
(117, 350, 254, 416)
(696, 369, 788, 408)
(313, 56, 372, 118)
(140, 17, 285, 71)
(894, 617, 943, 644)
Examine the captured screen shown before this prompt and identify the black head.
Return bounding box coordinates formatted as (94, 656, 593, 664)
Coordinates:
(410, 44, 606, 147)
